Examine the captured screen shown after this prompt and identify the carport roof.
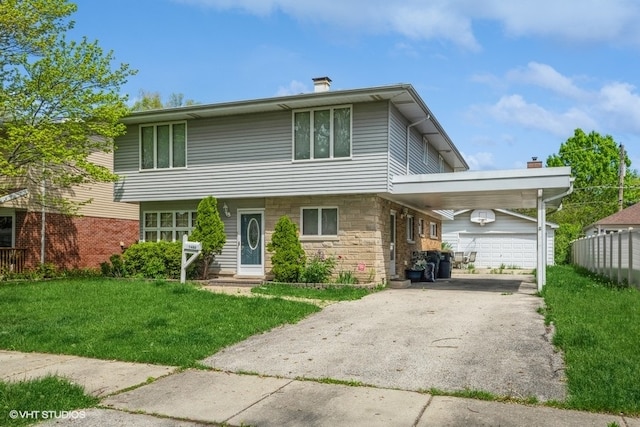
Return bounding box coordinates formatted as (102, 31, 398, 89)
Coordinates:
(390, 167, 573, 210)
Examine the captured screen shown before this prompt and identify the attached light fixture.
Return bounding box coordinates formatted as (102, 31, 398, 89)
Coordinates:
(222, 202, 231, 218)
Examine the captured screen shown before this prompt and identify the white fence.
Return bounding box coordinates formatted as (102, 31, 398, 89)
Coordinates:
(572, 228, 640, 287)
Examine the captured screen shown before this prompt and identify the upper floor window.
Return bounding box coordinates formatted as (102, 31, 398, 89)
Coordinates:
(422, 138, 429, 166)
(438, 154, 444, 172)
(140, 122, 187, 170)
(301, 207, 338, 236)
(293, 106, 351, 160)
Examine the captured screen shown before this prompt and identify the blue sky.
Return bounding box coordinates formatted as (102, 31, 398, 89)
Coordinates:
(70, 0, 640, 171)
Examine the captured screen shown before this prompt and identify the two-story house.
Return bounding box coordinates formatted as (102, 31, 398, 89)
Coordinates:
(112, 78, 467, 283)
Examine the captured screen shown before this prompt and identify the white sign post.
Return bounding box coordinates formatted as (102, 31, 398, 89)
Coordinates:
(181, 234, 202, 284)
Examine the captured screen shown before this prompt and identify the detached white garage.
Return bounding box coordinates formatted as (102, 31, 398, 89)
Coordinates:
(443, 209, 557, 270)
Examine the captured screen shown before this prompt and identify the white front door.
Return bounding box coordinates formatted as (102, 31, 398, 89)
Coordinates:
(237, 210, 264, 276)
(390, 211, 397, 277)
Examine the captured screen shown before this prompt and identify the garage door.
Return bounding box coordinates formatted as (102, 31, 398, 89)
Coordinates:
(457, 234, 537, 269)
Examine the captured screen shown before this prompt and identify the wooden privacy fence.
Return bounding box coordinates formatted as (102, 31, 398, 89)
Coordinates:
(571, 228, 640, 287)
(0, 248, 27, 274)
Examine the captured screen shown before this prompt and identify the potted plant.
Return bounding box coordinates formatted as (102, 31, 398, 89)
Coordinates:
(405, 259, 427, 282)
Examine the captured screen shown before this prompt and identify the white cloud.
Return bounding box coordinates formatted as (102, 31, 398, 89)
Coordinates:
(471, 63, 640, 137)
(597, 82, 640, 132)
(174, 0, 640, 49)
(486, 94, 598, 136)
(275, 80, 309, 96)
(506, 62, 588, 100)
(461, 151, 495, 170)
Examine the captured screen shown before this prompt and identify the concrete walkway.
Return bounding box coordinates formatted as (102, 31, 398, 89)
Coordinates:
(0, 351, 635, 426)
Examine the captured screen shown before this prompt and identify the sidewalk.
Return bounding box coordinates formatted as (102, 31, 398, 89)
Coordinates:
(2, 350, 637, 427)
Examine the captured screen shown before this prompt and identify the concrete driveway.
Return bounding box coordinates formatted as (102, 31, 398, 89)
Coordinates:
(202, 274, 566, 402)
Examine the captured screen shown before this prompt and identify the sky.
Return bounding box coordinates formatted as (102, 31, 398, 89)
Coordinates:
(69, 0, 640, 172)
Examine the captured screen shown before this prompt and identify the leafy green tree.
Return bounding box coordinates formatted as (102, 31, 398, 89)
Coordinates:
(190, 196, 226, 279)
(267, 216, 306, 282)
(0, 0, 135, 213)
(546, 129, 639, 263)
(131, 90, 197, 111)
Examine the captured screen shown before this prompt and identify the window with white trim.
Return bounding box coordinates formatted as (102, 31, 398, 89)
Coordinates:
(430, 222, 438, 239)
(418, 218, 426, 237)
(301, 207, 338, 236)
(422, 138, 429, 165)
(143, 210, 197, 242)
(140, 122, 187, 170)
(438, 154, 444, 172)
(293, 106, 351, 160)
(406, 215, 415, 242)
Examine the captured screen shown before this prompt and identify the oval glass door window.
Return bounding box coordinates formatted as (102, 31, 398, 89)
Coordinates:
(247, 218, 260, 250)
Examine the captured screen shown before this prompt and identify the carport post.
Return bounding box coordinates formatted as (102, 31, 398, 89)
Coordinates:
(536, 189, 546, 292)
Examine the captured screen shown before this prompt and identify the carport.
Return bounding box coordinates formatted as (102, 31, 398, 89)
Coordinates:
(389, 166, 574, 291)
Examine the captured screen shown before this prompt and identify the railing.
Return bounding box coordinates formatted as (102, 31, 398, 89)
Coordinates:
(571, 228, 640, 288)
(0, 248, 27, 274)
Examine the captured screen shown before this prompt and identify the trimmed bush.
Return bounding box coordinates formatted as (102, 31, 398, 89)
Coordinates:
(122, 241, 184, 279)
(267, 216, 306, 283)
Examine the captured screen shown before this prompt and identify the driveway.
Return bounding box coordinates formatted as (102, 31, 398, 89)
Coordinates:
(202, 275, 566, 402)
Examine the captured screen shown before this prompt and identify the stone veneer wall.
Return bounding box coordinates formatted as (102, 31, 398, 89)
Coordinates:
(265, 194, 386, 283)
(264, 194, 442, 284)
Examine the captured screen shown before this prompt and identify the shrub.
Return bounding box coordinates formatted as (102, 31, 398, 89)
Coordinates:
(189, 196, 226, 279)
(267, 216, 306, 283)
(301, 251, 336, 283)
(122, 241, 185, 279)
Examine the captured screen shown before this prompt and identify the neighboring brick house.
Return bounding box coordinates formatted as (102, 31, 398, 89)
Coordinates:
(584, 202, 640, 235)
(0, 151, 139, 271)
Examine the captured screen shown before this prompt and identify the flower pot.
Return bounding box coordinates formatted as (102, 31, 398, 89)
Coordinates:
(405, 269, 423, 283)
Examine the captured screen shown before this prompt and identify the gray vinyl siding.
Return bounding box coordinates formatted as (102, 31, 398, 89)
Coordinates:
(139, 198, 265, 273)
(387, 104, 452, 183)
(388, 104, 407, 181)
(115, 103, 390, 203)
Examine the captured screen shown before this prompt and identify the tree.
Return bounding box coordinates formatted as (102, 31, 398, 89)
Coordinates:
(189, 196, 226, 279)
(0, 0, 135, 213)
(267, 216, 306, 282)
(546, 129, 639, 263)
(131, 90, 197, 111)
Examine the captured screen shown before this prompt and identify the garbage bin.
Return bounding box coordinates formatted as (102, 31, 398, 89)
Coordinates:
(439, 251, 452, 279)
(438, 259, 451, 278)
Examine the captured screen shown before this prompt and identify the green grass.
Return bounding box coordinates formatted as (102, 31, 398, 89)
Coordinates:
(0, 278, 320, 367)
(543, 265, 640, 414)
(0, 376, 98, 427)
(251, 283, 376, 300)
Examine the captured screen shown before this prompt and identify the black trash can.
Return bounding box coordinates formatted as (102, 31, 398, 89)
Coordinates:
(438, 259, 451, 278)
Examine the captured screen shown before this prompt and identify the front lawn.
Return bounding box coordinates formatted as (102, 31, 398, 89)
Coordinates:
(543, 266, 640, 414)
(0, 278, 320, 367)
(0, 376, 98, 427)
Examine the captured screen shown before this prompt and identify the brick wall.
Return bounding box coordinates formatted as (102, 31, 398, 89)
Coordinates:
(266, 194, 386, 283)
(15, 211, 138, 270)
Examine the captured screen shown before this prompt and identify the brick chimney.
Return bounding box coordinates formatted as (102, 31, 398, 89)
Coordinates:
(527, 157, 543, 168)
(313, 76, 332, 93)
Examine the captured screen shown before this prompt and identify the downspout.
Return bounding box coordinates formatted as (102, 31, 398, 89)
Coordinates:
(537, 178, 574, 291)
(405, 116, 429, 175)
